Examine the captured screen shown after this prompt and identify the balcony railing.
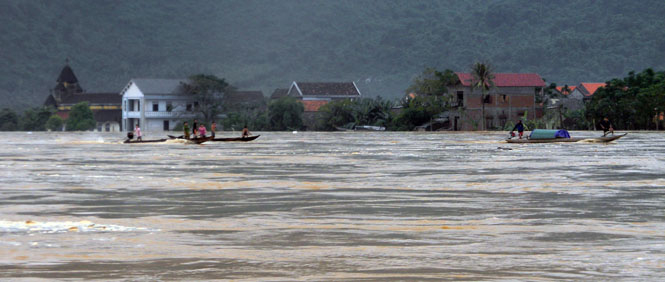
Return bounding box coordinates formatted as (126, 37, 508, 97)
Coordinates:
(144, 111, 197, 118)
(124, 111, 140, 118)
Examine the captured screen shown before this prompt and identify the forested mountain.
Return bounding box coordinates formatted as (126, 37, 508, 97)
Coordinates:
(2, 0, 665, 110)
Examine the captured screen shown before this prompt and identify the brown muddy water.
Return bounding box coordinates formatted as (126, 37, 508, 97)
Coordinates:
(0, 131, 664, 280)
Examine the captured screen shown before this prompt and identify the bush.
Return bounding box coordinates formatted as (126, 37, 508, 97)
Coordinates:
(66, 102, 96, 131)
(45, 115, 64, 131)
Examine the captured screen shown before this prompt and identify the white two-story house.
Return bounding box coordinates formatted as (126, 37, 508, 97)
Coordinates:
(120, 78, 199, 132)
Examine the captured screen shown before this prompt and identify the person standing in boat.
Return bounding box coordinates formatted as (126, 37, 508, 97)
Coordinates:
(599, 117, 614, 136)
(241, 125, 251, 138)
(211, 122, 217, 138)
(192, 119, 198, 136)
(198, 124, 207, 138)
(510, 120, 525, 139)
(183, 122, 190, 140)
(134, 124, 142, 141)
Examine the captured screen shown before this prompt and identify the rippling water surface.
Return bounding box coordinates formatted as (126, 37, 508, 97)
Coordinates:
(1, 131, 664, 280)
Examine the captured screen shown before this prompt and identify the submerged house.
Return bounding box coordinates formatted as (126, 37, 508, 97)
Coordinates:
(120, 78, 198, 132)
(447, 73, 546, 130)
(43, 63, 122, 132)
(286, 81, 362, 129)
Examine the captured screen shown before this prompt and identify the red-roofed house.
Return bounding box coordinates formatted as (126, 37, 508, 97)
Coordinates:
(287, 81, 362, 129)
(555, 85, 576, 95)
(571, 83, 605, 98)
(448, 73, 545, 130)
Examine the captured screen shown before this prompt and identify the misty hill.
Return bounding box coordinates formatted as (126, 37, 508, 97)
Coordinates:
(2, 0, 665, 110)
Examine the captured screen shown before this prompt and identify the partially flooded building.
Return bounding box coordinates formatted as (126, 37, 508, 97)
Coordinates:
(448, 73, 546, 130)
(43, 63, 122, 132)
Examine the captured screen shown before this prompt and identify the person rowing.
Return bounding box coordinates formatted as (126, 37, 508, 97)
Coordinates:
(241, 125, 251, 138)
(510, 120, 525, 139)
(599, 117, 614, 136)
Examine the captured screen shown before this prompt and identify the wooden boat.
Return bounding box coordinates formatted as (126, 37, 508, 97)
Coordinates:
(211, 135, 260, 142)
(123, 138, 167, 144)
(169, 134, 260, 142)
(188, 136, 214, 144)
(506, 133, 627, 143)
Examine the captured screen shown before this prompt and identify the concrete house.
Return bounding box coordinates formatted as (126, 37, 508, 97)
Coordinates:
(120, 79, 198, 132)
(448, 73, 546, 130)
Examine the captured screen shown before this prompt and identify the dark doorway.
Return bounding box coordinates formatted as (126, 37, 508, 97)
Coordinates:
(163, 120, 169, 131)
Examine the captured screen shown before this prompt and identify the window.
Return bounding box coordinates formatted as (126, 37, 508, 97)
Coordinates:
(166, 102, 173, 112)
(501, 95, 508, 103)
(163, 120, 169, 131)
(153, 103, 159, 111)
(105, 123, 111, 132)
(456, 91, 464, 106)
(483, 95, 491, 104)
(186, 104, 192, 111)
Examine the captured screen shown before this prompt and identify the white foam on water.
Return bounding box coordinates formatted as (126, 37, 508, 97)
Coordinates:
(0, 220, 157, 233)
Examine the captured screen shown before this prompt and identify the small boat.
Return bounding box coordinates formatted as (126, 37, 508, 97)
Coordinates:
(188, 136, 215, 144)
(211, 135, 260, 142)
(123, 138, 167, 144)
(506, 129, 626, 143)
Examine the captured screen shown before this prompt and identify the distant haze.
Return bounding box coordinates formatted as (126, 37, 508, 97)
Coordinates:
(2, 0, 664, 110)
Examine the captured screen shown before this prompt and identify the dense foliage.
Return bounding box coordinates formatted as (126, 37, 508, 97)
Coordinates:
(0, 108, 19, 131)
(66, 102, 96, 131)
(2, 0, 665, 111)
(391, 96, 449, 131)
(316, 97, 393, 130)
(586, 69, 665, 130)
(267, 97, 304, 131)
(181, 74, 232, 124)
(45, 115, 64, 131)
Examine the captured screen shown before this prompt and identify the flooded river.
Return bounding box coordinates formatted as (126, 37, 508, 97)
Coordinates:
(1, 131, 664, 280)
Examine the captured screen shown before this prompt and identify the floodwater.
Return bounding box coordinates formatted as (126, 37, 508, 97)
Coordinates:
(1, 131, 664, 280)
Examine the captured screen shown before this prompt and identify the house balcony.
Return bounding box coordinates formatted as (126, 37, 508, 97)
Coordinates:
(124, 111, 140, 118)
(144, 111, 197, 118)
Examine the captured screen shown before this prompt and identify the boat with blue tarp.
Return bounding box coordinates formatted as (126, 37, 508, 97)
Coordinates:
(506, 129, 626, 143)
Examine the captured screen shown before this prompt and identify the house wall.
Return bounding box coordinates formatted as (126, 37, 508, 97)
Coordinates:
(449, 85, 540, 130)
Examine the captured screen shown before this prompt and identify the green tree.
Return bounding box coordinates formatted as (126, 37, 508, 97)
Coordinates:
(316, 99, 355, 130)
(66, 102, 96, 131)
(406, 68, 458, 96)
(268, 97, 304, 130)
(45, 115, 64, 131)
(21, 106, 56, 131)
(470, 62, 495, 131)
(391, 95, 448, 130)
(181, 74, 233, 124)
(586, 69, 665, 130)
(0, 108, 19, 131)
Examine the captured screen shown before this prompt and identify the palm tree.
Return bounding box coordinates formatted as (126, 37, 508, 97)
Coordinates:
(470, 63, 495, 130)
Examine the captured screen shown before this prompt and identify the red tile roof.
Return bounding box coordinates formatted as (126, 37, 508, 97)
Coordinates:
(301, 100, 328, 112)
(579, 83, 605, 96)
(456, 73, 545, 87)
(555, 86, 576, 95)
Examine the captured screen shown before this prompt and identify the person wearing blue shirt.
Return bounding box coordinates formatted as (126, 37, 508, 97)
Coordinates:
(510, 120, 525, 139)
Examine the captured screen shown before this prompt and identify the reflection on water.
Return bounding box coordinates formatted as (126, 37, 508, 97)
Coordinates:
(1, 131, 664, 280)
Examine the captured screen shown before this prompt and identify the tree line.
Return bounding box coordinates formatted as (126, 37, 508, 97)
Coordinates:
(0, 102, 95, 132)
